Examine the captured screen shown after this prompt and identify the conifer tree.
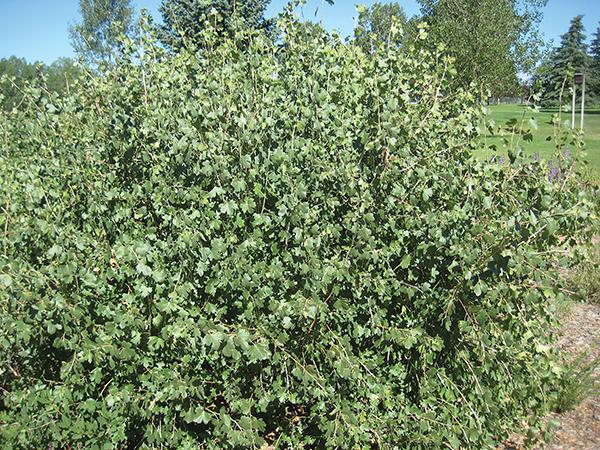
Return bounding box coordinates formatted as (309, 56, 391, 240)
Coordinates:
(591, 24, 600, 66)
(540, 15, 592, 107)
(156, 0, 274, 52)
(589, 23, 600, 102)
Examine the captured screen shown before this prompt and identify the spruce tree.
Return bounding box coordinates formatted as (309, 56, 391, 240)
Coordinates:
(540, 15, 591, 107)
(591, 24, 600, 65)
(589, 23, 600, 104)
(156, 0, 274, 52)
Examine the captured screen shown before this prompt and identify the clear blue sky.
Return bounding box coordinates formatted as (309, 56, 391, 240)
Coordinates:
(0, 0, 598, 65)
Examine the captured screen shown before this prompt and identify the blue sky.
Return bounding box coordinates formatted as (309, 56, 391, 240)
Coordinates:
(0, 0, 598, 65)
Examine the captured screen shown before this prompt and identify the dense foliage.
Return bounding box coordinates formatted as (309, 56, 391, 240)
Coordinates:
(1, 10, 598, 450)
(418, 0, 547, 96)
(0, 56, 82, 112)
(590, 24, 600, 102)
(156, 0, 275, 52)
(353, 2, 407, 55)
(0, 56, 43, 111)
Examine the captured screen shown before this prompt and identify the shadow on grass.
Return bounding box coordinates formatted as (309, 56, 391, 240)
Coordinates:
(539, 108, 600, 116)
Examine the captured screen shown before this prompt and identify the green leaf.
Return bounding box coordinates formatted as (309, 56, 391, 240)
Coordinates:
(220, 200, 237, 215)
(423, 187, 433, 201)
(0, 274, 12, 287)
(248, 343, 271, 362)
(528, 117, 538, 130)
(204, 332, 225, 350)
(136, 262, 152, 276)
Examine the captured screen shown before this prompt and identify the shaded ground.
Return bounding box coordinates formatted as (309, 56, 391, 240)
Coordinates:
(502, 302, 600, 450)
(260, 300, 600, 450)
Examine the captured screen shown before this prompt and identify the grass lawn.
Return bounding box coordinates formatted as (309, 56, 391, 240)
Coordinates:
(473, 103, 600, 176)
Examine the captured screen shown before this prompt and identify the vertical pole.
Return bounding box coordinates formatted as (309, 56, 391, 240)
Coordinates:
(572, 79, 576, 130)
(581, 73, 586, 130)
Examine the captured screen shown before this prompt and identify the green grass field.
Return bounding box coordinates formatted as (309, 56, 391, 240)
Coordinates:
(473, 103, 600, 174)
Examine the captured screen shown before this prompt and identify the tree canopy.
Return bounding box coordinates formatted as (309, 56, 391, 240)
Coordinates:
(68, 0, 137, 68)
(0, 56, 42, 111)
(589, 23, 600, 103)
(591, 23, 600, 65)
(0, 56, 81, 112)
(353, 2, 407, 55)
(418, 0, 547, 96)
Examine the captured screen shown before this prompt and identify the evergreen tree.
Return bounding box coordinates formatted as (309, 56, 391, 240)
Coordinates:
(156, 0, 274, 52)
(68, 0, 137, 69)
(589, 23, 600, 102)
(591, 23, 600, 66)
(353, 2, 407, 55)
(540, 15, 592, 107)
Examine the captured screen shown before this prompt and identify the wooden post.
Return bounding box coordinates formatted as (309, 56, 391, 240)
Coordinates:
(572, 79, 576, 129)
(580, 73, 586, 130)
(574, 73, 585, 130)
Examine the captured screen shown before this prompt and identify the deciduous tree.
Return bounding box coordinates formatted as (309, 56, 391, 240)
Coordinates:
(0, 57, 82, 112)
(418, 0, 547, 96)
(68, 0, 137, 68)
(353, 2, 407, 55)
(43, 58, 83, 97)
(0, 56, 42, 111)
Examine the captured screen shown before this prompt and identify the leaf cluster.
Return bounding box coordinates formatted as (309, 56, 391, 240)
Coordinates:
(155, 0, 275, 52)
(353, 2, 408, 55)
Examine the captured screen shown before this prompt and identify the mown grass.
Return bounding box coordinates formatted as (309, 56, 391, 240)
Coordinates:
(473, 103, 600, 176)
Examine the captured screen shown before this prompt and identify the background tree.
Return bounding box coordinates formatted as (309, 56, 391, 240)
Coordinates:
(68, 0, 137, 68)
(540, 15, 594, 108)
(42, 58, 83, 97)
(0, 56, 43, 111)
(156, 0, 275, 52)
(589, 23, 600, 103)
(353, 2, 407, 55)
(418, 0, 547, 96)
(1, 57, 82, 112)
(591, 24, 600, 68)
